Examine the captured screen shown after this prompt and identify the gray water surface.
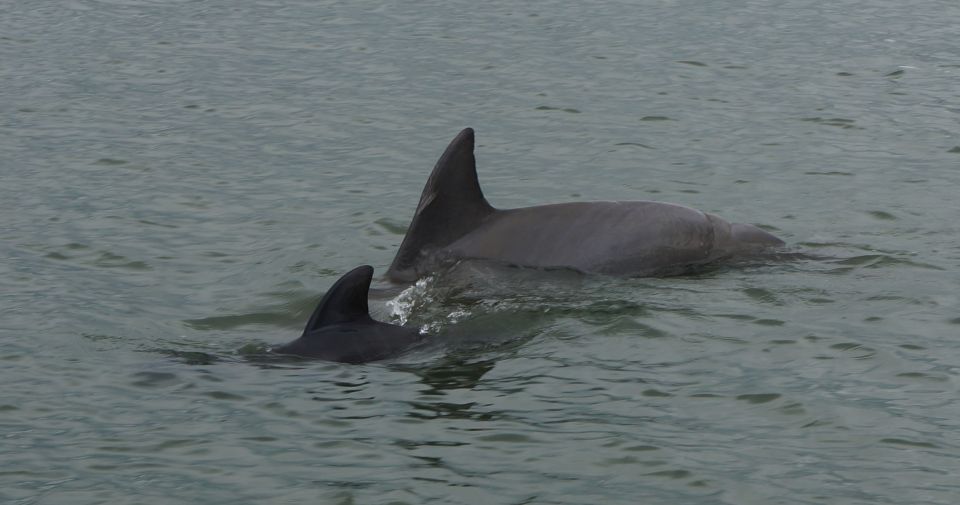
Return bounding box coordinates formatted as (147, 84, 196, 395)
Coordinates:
(3, 1, 960, 504)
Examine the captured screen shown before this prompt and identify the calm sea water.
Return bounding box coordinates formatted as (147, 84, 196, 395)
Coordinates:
(3, 0, 960, 503)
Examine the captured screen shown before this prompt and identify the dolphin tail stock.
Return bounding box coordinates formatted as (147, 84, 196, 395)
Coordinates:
(387, 128, 495, 282)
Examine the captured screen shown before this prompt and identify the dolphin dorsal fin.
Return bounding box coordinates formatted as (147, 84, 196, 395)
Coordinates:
(387, 128, 495, 281)
(302, 265, 373, 334)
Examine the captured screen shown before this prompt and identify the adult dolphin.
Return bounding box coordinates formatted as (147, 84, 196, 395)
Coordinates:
(273, 266, 423, 363)
(386, 128, 784, 283)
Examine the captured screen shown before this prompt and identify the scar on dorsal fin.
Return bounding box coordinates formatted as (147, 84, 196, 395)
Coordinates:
(387, 128, 495, 281)
(302, 265, 373, 334)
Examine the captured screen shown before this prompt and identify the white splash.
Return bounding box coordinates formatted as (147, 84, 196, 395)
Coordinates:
(386, 276, 434, 326)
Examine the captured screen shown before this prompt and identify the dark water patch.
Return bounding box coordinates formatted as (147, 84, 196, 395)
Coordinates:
(157, 349, 220, 365)
(880, 438, 936, 448)
(646, 469, 692, 479)
(266, 280, 314, 294)
(312, 418, 353, 428)
(286, 260, 323, 274)
(831, 338, 882, 361)
(949, 317, 960, 325)
(614, 142, 654, 149)
(800, 117, 862, 129)
(138, 219, 178, 228)
(896, 372, 947, 382)
(769, 339, 796, 345)
(98, 439, 208, 455)
(828, 254, 945, 272)
(864, 294, 918, 304)
(130, 371, 182, 388)
(178, 198, 210, 210)
(598, 317, 664, 337)
(94, 252, 151, 270)
(399, 358, 497, 393)
(475, 433, 539, 443)
(736, 393, 781, 404)
(885, 69, 905, 78)
(602, 455, 644, 465)
(87, 462, 165, 471)
(753, 318, 785, 327)
(535, 105, 581, 113)
(185, 309, 305, 331)
(830, 342, 866, 351)
(795, 241, 854, 249)
(640, 116, 672, 121)
(867, 210, 897, 221)
(0, 34, 35, 42)
(676, 60, 707, 67)
(0, 404, 18, 412)
(624, 445, 660, 452)
(312, 479, 376, 490)
(374, 217, 409, 235)
(37, 242, 151, 270)
(154, 438, 204, 451)
(802, 419, 832, 429)
(395, 439, 468, 450)
(203, 390, 247, 401)
(642, 389, 672, 398)
(263, 402, 301, 418)
(96, 445, 137, 453)
(832, 254, 887, 267)
(948, 146, 960, 154)
(779, 402, 806, 415)
(82, 333, 127, 345)
(741, 287, 781, 305)
(899, 344, 926, 350)
(804, 170, 854, 176)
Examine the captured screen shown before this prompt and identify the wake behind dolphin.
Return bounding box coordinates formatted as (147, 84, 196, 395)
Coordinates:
(387, 128, 784, 283)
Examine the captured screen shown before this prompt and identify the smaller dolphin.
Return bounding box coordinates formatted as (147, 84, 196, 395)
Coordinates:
(273, 265, 423, 363)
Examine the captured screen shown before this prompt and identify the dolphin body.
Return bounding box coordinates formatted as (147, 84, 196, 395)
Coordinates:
(273, 266, 423, 363)
(386, 128, 784, 283)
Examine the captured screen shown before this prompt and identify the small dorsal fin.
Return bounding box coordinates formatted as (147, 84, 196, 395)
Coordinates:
(387, 128, 495, 281)
(302, 265, 373, 334)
